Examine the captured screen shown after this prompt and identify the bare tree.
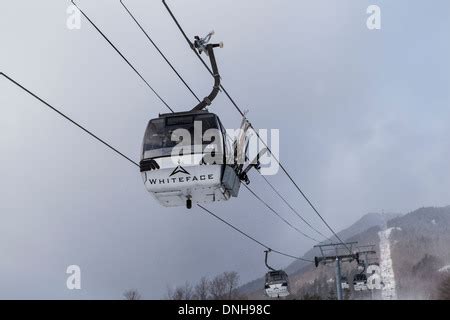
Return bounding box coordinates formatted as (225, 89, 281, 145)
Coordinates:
(194, 277, 210, 300)
(438, 276, 450, 300)
(123, 289, 141, 300)
(209, 271, 243, 300)
(223, 271, 240, 299)
(210, 273, 228, 300)
(167, 282, 194, 300)
(166, 271, 245, 300)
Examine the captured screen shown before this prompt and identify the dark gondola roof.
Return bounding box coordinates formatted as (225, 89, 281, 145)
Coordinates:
(158, 110, 213, 118)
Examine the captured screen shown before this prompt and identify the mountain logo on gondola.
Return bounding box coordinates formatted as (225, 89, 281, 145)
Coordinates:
(169, 165, 190, 177)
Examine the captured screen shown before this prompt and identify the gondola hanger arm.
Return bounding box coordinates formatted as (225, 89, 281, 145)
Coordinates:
(264, 249, 276, 271)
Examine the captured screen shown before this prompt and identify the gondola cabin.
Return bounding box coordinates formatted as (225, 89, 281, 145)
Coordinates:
(353, 274, 368, 291)
(140, 111, 241, 208)
(264, 270, 290, 298)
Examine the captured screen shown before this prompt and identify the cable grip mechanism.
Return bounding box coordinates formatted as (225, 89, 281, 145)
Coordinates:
(194, 30, 224, 55)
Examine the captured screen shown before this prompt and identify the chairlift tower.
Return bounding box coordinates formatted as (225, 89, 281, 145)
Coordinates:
(314, 242, 359, 300)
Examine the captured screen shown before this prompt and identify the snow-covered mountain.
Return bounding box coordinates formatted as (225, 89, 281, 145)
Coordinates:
(238, 211, 400, 297)
(239, 206, 450, 299)
(387, 206, 450, 299)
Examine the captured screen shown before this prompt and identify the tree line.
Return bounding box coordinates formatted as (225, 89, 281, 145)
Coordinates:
(122, 271, 247, 300)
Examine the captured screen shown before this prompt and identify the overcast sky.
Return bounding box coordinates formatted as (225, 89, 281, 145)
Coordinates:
(1, 0, 449, 299)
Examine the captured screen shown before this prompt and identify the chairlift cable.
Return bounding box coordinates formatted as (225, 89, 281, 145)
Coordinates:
(71, 1, 347, 253)
(120, 0, 201, 103)
(71, 0, 174, 112)
(119, 0, 328, 242)
(243, 185, 321, 243)
(261, 175, 329, 240)
(1, 72, 312, 264)
(198, 205, 313, 262)
(161, 0, 351, 253)
(0, 72, 139, 167)
(69, 1, 323, 247)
